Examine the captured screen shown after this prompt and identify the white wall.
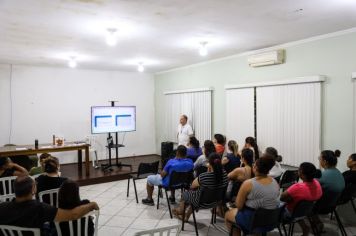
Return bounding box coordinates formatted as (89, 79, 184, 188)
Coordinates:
(0, 65, 156, 164)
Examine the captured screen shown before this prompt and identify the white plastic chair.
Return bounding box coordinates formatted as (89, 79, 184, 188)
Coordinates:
(0, 176, 17, 195)
(38, 188, 60, 207)
(0, 225, 40, 236)
(134, 224, 181, 236)
(0, 193, 15, 202)
(54, 210, 99, 236)
(86, 135, 99, 168)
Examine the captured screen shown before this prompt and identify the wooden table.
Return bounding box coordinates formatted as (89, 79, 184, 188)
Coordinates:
(0, 142, 90, 176)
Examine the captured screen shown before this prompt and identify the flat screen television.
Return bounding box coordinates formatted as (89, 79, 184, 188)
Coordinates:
(91, 106, 136, 134)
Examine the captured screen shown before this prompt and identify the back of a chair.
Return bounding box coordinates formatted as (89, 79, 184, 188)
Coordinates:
(0, 225, 40, 236)
(198, 186, 226, 208)
(169, 171, 194, 189)
(134, 224, 181, 236)
(0, 176, 17, 196)
(0, 194, 15, 203)
(137, 161, 159, 178)
(195, 166, 208, 176)
(279, 170, 299, 188)
(249, 207, 283, 232)
(54, 210, 99, 236)
(291, 200, 315, 220)
(338, 183, 356, 205)
(38, 188, 59, 207)
(314, 189, 341, 214)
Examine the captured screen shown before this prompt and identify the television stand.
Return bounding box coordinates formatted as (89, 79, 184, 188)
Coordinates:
(101, 133, 132, 172)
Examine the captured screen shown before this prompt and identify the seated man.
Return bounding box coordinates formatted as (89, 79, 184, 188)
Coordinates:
(0, 176, 99, 231)
(29, 153, 51, 176)
(142, 145, 194, 206)
(0, 157, 28, 178)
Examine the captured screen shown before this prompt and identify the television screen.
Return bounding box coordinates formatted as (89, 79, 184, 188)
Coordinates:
(91, 106, 136, 134)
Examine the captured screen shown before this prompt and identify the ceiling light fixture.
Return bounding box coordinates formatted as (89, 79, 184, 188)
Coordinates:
(68, 56, 77, 68)
(199, 42, 208, 56)
(106, 28, 118, 46)
(137, 62, 144, 72)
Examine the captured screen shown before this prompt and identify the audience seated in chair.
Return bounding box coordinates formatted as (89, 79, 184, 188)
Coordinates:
(3, 144, 38, 171)
(29, 153, 51, 176)
(0, 176, 99, 231)
(186, 136, 202, 162)
(58, 179, 95, 236)
(244, 137, 260, 160)
(222, 140, 241, 174)
(280, 162, 322, 236)
(173, 153, 228, 221)
(213, 134, 226, 156)
(36, 157, 67, 199)
(226, 148, 254, 203)
(194, 140, 215, 174)
(264, 147, 284, 178)
(312, 150, 345, 233)
(0, 157, 28, 178)
(142, 145, 194, 206)
(343, 153, 356, 185)
(225, 156, 280, 236)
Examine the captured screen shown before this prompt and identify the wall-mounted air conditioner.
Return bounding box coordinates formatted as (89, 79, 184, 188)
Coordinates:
(247, 49, 285, 67)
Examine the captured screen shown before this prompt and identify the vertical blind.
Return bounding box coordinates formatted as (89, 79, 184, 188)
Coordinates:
(164, 89, 212, 144)
(225, 77, 323, 167)
(353, 73, 356, 152)
(225, 88, 255, 147)
(256, 83, 321, 166)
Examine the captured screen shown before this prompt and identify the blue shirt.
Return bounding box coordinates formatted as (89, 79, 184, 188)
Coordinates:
(186, 147, 203, 161)
(162, 158, 194, 187)
(318, 168, 345, 193)
(224, 153, 241, 173)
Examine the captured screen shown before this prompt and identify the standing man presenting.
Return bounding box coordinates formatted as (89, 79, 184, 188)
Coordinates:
(177, 115, 193, 146)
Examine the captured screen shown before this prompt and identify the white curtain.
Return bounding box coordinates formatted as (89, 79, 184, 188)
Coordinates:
(164, 90, 212, 144)
(225, 88, 255, 148)
(354, 75, 356, 152)
(256, 83, 321, 166)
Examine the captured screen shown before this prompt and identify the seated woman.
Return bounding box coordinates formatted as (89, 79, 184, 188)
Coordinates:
(213, 134, 226, 155)
(228, 148, 254, 182)
(194, 140, 216, 175)
(312, 150, 345, 232)
(173, 153, 228, 221)
(58, 179, 94, 236)
(343, 153, 356, 185)
(264, 147, 284, 179)
(222, 140, 241, 174)
(244, 137, 260, 160)
(36, 157, 67, 200)
(29, 153, 51, 176)
(0, 157, 28, 178)
(280, 162, 322, 236)
(186, 136, 203, 162)
(225, 157, 280, 236)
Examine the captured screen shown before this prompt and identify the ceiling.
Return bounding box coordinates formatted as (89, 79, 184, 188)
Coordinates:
(0, 0, 356, 73)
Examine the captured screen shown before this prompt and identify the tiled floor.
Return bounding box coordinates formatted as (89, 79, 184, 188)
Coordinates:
(80, 179, 356, 236)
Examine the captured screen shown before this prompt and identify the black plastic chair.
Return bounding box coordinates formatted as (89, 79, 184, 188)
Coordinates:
(230, 207, 284, 236)
(282, 200, 315, 236)
(182, 186, 226, 236)
(127, 161, 159, 203)
(279, 170, 299, 191)
(312, 190, 346, 236)
(157, 171, 194, 218)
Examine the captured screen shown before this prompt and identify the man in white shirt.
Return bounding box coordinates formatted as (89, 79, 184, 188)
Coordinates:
(177, 115, 193, 146)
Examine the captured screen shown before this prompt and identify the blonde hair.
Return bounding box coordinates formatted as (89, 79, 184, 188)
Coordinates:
(228, 140, 239, 157)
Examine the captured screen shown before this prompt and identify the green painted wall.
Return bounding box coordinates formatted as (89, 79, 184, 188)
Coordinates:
(154, 32, 356, 171)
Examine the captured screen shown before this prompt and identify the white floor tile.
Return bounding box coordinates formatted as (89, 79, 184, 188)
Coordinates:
(129, 218, 160, 230)
(98, 226, 126, 236)
(105, 215, 136, 228)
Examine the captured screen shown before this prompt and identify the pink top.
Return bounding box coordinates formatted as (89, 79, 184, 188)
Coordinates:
(286, 179, 322, 212)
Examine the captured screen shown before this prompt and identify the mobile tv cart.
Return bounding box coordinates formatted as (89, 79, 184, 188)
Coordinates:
(101, 101, 133, 172)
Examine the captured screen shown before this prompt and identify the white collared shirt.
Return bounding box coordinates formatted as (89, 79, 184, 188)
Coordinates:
(177, 123, 193, 146)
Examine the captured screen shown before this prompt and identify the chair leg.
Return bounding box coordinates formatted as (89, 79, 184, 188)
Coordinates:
(165, 189, 173, 219)
(308, 217, 319, 236)
(288, 223, 292, 236)
(157, 187, 160, 210)
(351, 199, 356, 214)
(133, 179, 138, 204)
(282, 224, 288, 236)
(127, 178, 130, 197)
(210, 207, 214, 224)
(182, 202, 187, 231)
(330, 211, 334, 220)
(291, 222, 295, 236)
(277, 226, 283, 236)
(334, 210, 347, 236)
(192, 206, 199, 236)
